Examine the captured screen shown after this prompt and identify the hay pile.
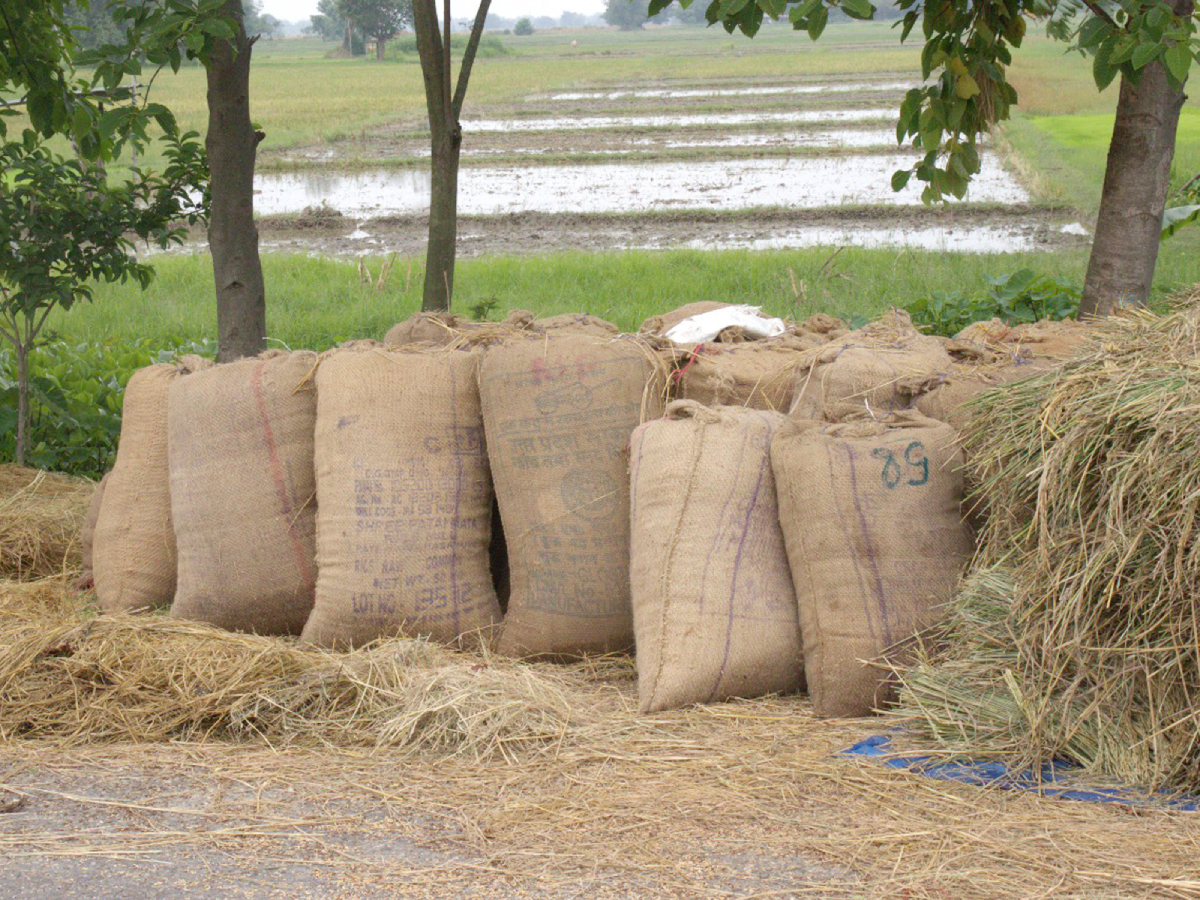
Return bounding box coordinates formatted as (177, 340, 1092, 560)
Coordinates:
(0, 466, 93, 579)
(0, 577, 574, 757)
(896, 298, 1200, 791)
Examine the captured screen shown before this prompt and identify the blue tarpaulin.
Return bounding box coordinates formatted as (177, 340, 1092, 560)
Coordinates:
(841, 734, 1200, 811)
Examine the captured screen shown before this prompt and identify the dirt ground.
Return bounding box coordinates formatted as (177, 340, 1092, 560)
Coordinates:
(186, 206, 1087, 261)
(3, 672, 1199, 899)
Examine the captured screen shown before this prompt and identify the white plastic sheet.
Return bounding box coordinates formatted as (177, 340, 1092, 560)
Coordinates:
(663, 305, 787, 344)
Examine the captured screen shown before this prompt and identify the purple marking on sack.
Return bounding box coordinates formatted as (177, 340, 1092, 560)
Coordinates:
(826, 442, 878, 646)
(706, 436, 769, 704)
(845, 444, 894, 645)
(698, 427, 749, 618)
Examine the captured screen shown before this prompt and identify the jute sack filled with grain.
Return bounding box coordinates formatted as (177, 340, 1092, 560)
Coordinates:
(790, 310, 952, 421)
(168, 351, 318, 636)
(771, 411, 973, 717)
(94, 359, 210, 613)
(384, 309, 536, 348)
(675, 340, 814, 412)
(302, 346, 500, 649)
(78, 472, 109, 588)
(482, 333, 666, 657)
(630, 402, 802, 713)
(535, 313, 619, 337)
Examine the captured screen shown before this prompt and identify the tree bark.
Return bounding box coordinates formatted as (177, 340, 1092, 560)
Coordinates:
(342, 18, 352, 53)
(206, 0, 266, 362)
(425, 130, 462, 309)
(412, 0, 490, 312)
(1079, 27, 1191, 317)
(376, 37, 386, 60)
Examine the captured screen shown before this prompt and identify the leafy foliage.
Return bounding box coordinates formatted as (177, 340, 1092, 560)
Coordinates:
(1163, 170, 1200, 240)
(514, 17, 534, 35)
(605, 0, 650, 30)
(907, 269, 1080, 336)
(0, 339, 215, 477)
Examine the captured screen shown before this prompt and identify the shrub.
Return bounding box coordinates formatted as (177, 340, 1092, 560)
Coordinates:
(514, 17, 534, 35)
(0, 338, 214, 478)
(906, 269, 1080, 337)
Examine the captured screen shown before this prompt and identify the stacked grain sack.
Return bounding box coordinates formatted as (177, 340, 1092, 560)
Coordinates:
(790, 309, 953, 420)
(644, 303, 845, 412)
(168, 351, 319, 635)
(770, 308, 974, 717)
(771, 412, 973, 716)
(302, 342, 500, 648)
(916, 317, 1091, 432)
(630, 402, 802, 712)
(92, 357, 212, 613)
(482, 331, 666, 657)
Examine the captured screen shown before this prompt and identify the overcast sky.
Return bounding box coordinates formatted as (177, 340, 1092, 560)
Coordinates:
(260, 0, 609, 23)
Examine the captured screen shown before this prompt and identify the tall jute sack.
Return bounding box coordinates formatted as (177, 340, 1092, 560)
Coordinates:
(630, 402, 802, 713)
(94, 360, 209, 613)
(482, 333, 666, 657)
(771, 412, 973, 717)
(302, 347, 500, 649)
(790, 310, 952, 421)
(168, 351, 318, 636)
(78, 472, 109, 588)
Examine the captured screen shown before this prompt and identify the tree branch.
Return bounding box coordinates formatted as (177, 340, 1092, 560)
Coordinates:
(412, 0, 447, 133)
(1080, 0, 1122, 31)
(452, 0, 492, 120)
(443, 0, 452, 124)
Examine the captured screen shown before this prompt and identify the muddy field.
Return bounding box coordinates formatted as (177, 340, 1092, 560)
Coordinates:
(228, 73, 1088, 259)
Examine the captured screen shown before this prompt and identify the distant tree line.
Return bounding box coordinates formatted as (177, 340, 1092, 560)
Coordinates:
(65, 0, 284, 51)
(309, 0, 412, 58)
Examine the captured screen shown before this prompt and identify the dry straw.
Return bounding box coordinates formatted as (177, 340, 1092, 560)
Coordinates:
(0, 577, 574, 757)
(895, 293, 1200, 791)
(0, 465, 94, 580)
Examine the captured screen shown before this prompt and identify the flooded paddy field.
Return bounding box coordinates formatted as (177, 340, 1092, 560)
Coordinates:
(238, 66, 1086, 258)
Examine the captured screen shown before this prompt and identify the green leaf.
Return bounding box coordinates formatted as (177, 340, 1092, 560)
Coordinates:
(1077, 15, 1110, 50)
(954, 73, 981, 99)
(840, 0, 874, 20)
(1162, 204, 1200, 240)
(1093, 40, 1119, 90)
(1131, 41, 1161, 70)
(891, 169, 913, 191)
(806, 6, 828, 39)
(1164, 43, 1192, 83)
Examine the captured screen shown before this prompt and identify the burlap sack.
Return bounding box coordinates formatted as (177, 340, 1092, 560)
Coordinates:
(535, 313, 620, 337)
(168, 351, 318, 636)
(302, 346, 500, 649)
(384, 309, 537, 348)
(630, 402, 803, 713)
(94, 360, 210, 613)
(675, 342, 809, 412)
(77, 471, 109, 589)
(482, 333, 666, 657)
(771, 412, 973, 717)
(790, 310, 953, 422)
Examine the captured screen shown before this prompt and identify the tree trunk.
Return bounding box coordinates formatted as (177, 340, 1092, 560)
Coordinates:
(342, 19, 352, 53)
(424, 130, 462, 310)
(206, 0, 266, 362)
(376, 37, 386, 60)
(14, 342, 28, 468)
(1079, 56, 1189, 317)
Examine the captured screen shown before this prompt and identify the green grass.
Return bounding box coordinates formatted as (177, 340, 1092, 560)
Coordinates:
(46, 246, 1200, 350)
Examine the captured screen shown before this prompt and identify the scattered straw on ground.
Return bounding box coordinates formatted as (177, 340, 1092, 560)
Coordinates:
(0, 577, 574, 757)
(0, 465, 93, 580)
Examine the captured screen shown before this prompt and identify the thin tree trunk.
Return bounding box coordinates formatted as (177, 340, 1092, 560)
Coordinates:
(14, 342, 28, 468)
(376, 37, 386, 60)
(343, 18, 352, 53)
(425, 132, 462, 309)
(412, 0, 491, 312)
(206, 0, 266, 362)
(1079, 35, 1190, 317)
